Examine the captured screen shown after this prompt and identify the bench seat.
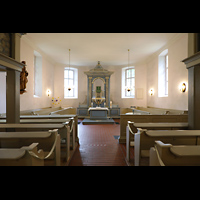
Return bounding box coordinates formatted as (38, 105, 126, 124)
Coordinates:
(126, 121, 189, 164)
(150, 141, 200, 166)
(0, 143, 44, 166)
(0, 130, 60, 166)
(134, 129, 200, 166)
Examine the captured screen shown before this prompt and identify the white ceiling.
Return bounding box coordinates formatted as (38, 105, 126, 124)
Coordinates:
(25, 33, 180, 67)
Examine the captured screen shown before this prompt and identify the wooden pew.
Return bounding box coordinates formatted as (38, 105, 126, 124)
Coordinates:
(126, 121, 188, 163)
(134, 129, 200, 166)
(150, 140, 200, 166)
(50, 107, 76, 115)
(119, 114, 188, 143)
(0, 123, 70, 161)
(0, 118, 75, 148)
(0, 114, 78, 144)
(20, 114, 79, 144)
(0, 143, 44, 166)
(0, 130, 60, 166)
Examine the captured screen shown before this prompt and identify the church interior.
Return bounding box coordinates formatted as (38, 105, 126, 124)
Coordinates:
(0, 33, 199, 166)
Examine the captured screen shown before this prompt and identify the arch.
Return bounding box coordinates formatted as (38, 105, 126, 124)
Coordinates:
(92, 77, 105, 84)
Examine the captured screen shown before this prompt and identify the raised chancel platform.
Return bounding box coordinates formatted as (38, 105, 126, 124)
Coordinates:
(82, 118, 115, 125)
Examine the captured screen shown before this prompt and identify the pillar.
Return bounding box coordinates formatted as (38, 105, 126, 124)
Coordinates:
(182, 50, 200, 129)
(105, 77, 110, 108)
(6, 68, 20, 123)
(187, 64, 200, 129)
(87, 77, 92, 107)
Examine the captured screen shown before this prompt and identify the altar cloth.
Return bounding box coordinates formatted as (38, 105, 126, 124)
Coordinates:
(88, 107, 109, 112)
(88, 107, 108, 120)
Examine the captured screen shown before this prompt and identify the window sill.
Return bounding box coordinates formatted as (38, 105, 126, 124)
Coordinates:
(64, 97, 78, 99)
(158, 95, 168, 98)
(122, 96, 135, 99)
(33, 95, 41, 98)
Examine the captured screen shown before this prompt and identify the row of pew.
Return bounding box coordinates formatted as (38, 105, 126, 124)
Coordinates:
(126, 121, 200, 166)
(0, 115, 78, 166)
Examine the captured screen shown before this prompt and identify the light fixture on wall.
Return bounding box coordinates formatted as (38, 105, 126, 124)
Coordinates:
(180, 83, 186, 93)
(47, 89, 51, 97)
(149, 88, 154, 96)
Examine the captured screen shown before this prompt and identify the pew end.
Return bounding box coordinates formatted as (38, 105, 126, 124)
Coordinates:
(151, 140, 200, 166)
(0, 143, 44, 166)
(0, 129, 61, 166)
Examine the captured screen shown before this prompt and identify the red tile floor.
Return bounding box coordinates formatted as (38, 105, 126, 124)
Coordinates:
(68, 119, 129, 166)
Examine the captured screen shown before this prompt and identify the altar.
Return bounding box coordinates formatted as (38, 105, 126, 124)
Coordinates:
(88, 107, 109, 120)
(77, 61, 120, 123)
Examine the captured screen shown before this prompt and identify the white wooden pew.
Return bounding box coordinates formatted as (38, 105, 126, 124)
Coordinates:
(150, 141, 200, 166)
(0, 119, 70, 124)
(0, 118, 76, 152)
(20, 115, 79, 144)
(0, 143, 44, 166)
(134, 129, 200, 166)
(120, 114, 188, 144)
(0, 123, 70, 161)
(126, 121, 188, 163)
(0, 114, 79, 144)
(0, 130, 60, 166)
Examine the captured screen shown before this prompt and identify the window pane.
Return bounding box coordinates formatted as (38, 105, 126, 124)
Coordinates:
(68, 88, 74, 97)
(126, 69, 130, 78)
(69, 70, 73, 79)
(127, 79, 130, 87)
(126, 90, 130, 97)
(68, 79, 73, 87)
(64, 79, 68, 87)
(64, 69, 68, 78)
(165, 83, 168, 95)
(166, 55, 168, 68)
(166, 68, 168, 82)
(131, 69, 135, 77)
(130, 88, 135, 96)
(131, 78, 135, 87)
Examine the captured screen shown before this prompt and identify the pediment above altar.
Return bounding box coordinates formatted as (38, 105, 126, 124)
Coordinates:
(84, 61, 114, 76)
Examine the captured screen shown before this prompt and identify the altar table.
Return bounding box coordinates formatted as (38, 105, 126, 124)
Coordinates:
(88, 107, 109, 120)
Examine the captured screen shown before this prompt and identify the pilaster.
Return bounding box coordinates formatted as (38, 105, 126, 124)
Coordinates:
(6, 69, 20, 123)
(182, 51, 200, 129)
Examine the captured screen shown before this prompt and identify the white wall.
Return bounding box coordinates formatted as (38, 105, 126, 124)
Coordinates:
(146, 33, 188, 110)
(53, 63, 147, 108)
(20, 37, 55, 111)
(2, 33, 186, 113)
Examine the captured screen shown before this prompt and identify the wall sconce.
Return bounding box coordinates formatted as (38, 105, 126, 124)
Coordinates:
(47, 89, 51, 97)
(149, 88, 154, 96)
(180, 83, 186, 93)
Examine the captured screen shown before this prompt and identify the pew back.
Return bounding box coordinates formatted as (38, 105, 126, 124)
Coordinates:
(119, 114, 188, 143)
(138, 129, 200, 150)
(134, 129, 200, 166)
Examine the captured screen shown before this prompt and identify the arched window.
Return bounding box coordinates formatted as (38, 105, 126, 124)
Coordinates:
(64, 67, 78, 98)
(34, 51, 42, 97)
(122, 67, 135, 98)
(158, 49, 168, 97)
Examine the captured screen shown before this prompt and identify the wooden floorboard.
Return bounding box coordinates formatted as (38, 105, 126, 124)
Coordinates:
(68, 119, 128, 166)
